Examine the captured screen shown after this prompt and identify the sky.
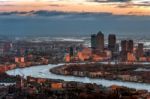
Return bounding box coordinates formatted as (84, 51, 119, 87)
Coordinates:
(0, 0, 150, 38)
(0, 0, 150, 15)
(0, 11, 150, 38)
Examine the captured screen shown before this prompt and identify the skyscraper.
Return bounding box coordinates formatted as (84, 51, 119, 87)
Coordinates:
(96, 31, 104, 52)
(69, 47, 74, 57)
(121, 40, 128, 52)
(108, 34, 116, 52)
(120, 40, 128, 61)
(136, 43, 144, 58)
(128, 40, 134, 53)
(91, 34, 97, 50)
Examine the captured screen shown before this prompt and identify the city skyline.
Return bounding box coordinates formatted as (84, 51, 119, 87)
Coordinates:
(1, 0, 150, 98)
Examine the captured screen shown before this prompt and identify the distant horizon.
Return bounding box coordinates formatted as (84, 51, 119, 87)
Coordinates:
(1, 32, 150, 41)
(0, 10, 150, 39)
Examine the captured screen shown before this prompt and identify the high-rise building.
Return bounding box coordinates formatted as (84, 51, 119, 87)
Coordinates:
(96, 31, 104, 52)
(108, 34, 116, 52)
(69, 47, 74, 57)
(136, 43, 144, 58)
(128, 40, 134, 52)
(120, 40, 128, 61)
(121, 40, 128, 52)
(91, 34, 97, 50)
(120, 40, 135, 61)
(121, 40, 134, 52)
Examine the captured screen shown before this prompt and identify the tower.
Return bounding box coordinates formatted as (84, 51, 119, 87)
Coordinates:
(69, 47, 74, 57)
(121, 40, 128, 52)
(96, 31, 104, 52)
(91, 34, 97, 50)
(120, 40, 128, 61)
(136, 43, 144, 58)
(108, 34, 116, 52)
(128, 40, 134, 53)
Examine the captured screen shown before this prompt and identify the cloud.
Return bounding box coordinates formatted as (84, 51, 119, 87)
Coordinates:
(0, 11, 30, 16)
(0, 0, 149, 16)
(0, 10, 148, 19)
(88, 0, 150, 7)
(49, 4, 65, 7)
(0, 10, 113, 18)
(90, 0, 131, 2)
(0, 9, 149, 38)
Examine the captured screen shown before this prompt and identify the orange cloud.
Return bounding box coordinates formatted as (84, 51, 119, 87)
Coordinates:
(0, 1, 150, 16)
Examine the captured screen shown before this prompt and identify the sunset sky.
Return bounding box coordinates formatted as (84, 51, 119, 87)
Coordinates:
(0, 0, 150, 15)
(0, 0, 150, 38)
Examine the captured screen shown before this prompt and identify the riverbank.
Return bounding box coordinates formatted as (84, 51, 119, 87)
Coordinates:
(5, 63, 150, 92)
(50, 63, 150, 84)
(0, 61, 53, 84)
(2, 75, 150, 99)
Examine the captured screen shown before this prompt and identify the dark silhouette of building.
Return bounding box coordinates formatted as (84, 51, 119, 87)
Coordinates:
(96, 31, 104, 52)
(91, 34, 97, 50)
(120, 40, 128, 61)
(121, 40, 134, 52)
(108, 34, 116, 52)
(69, 47, 74, 57)
(136, 43, 144, 58)
(121, 40, 128, 52)
(128, 40, 134, 52)
(120, 40, 135, 61)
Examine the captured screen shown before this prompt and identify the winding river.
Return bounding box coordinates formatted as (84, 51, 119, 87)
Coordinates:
(6, 64, 150, 91)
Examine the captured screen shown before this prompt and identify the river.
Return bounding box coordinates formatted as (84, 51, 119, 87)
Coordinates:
(6, 64, 150, 91)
